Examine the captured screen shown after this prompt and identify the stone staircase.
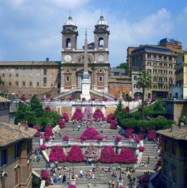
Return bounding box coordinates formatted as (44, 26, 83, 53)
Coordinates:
(32, 121, 159, 187)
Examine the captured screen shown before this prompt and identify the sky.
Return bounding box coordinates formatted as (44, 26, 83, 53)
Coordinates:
(0, 0, 187, 67)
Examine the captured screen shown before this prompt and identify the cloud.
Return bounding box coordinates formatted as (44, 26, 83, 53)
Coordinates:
(0, 1, 180, 66)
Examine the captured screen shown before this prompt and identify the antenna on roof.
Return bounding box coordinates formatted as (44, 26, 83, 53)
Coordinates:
(69, 10, 71, 17)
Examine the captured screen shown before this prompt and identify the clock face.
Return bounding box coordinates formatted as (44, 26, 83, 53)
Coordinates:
(64, 55, 72, 62)
(98, 55, 104, 62)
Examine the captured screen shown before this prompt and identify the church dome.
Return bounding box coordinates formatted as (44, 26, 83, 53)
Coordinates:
(64, 16, 76, 26)
(97, 15, 108, 25)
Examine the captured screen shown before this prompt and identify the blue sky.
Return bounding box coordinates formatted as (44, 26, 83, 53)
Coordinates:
(0, 0, 187, 67)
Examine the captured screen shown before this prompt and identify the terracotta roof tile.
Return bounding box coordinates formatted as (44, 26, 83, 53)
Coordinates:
(0, 122, 37, 147)
(157, 127, 187, 140)
(0, 96, 10, 103)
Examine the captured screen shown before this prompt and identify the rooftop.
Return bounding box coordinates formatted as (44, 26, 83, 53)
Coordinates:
(0, 96, 10, 103)
(0, 122, 37, 147)
(157, 127, 187, 140)
(0, 61, 60, 66)
(131, 45, 174, 54)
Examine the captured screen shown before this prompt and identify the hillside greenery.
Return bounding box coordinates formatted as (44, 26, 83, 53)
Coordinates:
(114, 99, 172, 130)
(15, 95, 61, 129)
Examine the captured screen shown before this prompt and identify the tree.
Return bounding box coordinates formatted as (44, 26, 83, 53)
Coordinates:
(15, 95, 61, 128)
(116, 62, 128, 69)
(137, 70, 151, 119)
(114, 100, 124, 121)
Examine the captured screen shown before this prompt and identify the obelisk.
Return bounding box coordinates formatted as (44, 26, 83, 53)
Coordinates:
(81, 31, 91, 100)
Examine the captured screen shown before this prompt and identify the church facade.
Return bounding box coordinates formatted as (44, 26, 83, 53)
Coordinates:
(60, 16, 110, 95)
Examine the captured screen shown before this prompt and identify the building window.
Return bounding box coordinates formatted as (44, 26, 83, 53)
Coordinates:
(9, 73, 11, 77)
(66, 76, 70, 82)
(43, 77, 47, 84)
(169, 64, 172, 68)
(9, 82, 11, 86)
(147, 61, 151, 66)
(15, 67, 18, 70)
(37, 82, 39, 86)
(29, 82, 33, 87)
(23, 81, 26, 87)
(153, 62, 157, 66)
(1, 149, 7, 166)
(98, 37, 104, 48)
(22, 66, 25, 70)
(2, 73, 5, 77)
(66, 38, 72, 48)
(134, 76, 137, 80)
(147, 69, 151, 74)
(153, 77, 157, 82)
(14, 142, 21, 158)
(98, 76, 103, 82)
(16, 81, 19, 87)
(147, 54, 151, 59)
(153, 85, 157, 89)
(16, 73, 19, 77)
(169, 78, 173, 84)
(153, 55, 157, 60)
(43, 69, 47, 75)
(153, 69, 157, 73)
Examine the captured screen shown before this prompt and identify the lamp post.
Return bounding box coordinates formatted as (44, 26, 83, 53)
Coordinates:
(72, 163, 74, 178)
(119, 166, 122, 181)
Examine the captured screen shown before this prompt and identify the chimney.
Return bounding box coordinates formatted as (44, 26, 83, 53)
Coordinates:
(20, 120, 28, 130)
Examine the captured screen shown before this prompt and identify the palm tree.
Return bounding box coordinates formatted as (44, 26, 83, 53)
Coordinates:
(137, 70, 151, 119)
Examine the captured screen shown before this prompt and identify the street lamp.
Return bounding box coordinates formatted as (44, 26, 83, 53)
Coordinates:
(119, 166, 122, 181)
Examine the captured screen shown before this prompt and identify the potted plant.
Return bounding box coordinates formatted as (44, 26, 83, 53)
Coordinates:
(63, 135, 70, 143)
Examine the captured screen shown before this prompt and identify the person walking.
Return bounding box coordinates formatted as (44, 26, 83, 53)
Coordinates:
(111, 179, 115, 188)
(62, 174, 66, 183)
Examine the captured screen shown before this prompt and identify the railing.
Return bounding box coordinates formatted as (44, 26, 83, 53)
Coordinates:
(45, 139, 137, 148)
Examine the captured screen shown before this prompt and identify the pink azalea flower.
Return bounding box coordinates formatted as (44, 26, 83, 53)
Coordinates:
(116, 147, 137, 164)
(72, 108, 83, 121)
(62, 135, 70, 141)
(80, 127, 102, 141)
(100, 146, 116, 163)
(115, 135, 122, 142)
(49, 146, 66, 162)
(138, 146, 145, 152)
(68, 184, 76, 188)
(66, 145, 84, 163)
(40, 144, 47, 150)
(41, 169, 50, 180)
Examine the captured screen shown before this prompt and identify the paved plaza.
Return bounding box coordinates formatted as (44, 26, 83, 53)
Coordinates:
(32, 121, 159, 188)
